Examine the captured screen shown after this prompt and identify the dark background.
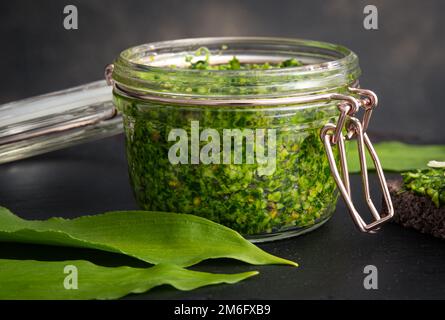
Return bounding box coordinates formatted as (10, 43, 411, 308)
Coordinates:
(0, 0, 444, 143)
(0, 0, 444, 300)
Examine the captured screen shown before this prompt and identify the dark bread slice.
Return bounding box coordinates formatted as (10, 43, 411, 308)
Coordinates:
(383, 179, 445, 239)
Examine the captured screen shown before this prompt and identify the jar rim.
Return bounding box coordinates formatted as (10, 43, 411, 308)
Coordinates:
(112, 37, 361, 99)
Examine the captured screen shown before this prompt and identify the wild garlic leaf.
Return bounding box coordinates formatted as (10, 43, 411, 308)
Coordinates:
(0, 207, 297, 267)
(346, 141, 445, 173)
(0, 259, 258, 300)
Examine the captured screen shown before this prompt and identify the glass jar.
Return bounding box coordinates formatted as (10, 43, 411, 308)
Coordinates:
(109, 37, 390, 241)
(0, 37, 393, 241)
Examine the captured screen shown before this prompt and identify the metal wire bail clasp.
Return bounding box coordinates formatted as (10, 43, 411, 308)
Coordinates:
(321, 88, 394, 233)
(105, 64, 115, 86)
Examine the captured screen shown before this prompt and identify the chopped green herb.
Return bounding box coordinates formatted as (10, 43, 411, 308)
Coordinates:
(401, 167, 445, 207)
(188, 48, 303, 71)
(228, 56, 241, 70)
(278, 58, 303, 68)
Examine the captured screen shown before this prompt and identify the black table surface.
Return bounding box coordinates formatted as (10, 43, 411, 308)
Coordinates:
(0, 134, 444, 300)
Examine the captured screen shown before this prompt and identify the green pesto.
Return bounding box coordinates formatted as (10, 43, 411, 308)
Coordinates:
(186, 48, 303, 70)
(114, 54, 339, 236)
(402, 167, 445, 207)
